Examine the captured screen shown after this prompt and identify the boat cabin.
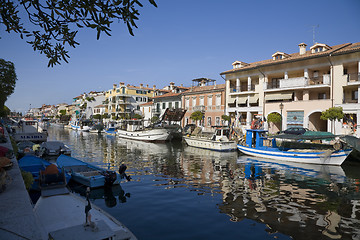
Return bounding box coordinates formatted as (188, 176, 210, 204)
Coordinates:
(212, 127, 231, 141)
(16, 119, 39, 133)
(125, 120, 144, 132)
(245, 129, 276, 149)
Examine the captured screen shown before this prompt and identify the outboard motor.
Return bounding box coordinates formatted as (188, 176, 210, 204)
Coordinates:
(103, 171, 117, 186)
(119, 164, 131, 181)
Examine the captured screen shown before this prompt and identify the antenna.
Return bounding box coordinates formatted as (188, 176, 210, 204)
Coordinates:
(311, 25, 319, 45)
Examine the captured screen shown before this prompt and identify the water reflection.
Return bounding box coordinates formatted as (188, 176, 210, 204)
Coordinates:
(69, 182, 130, 208)
(218, 155, 360, 239)
(47, 127, 360, 239)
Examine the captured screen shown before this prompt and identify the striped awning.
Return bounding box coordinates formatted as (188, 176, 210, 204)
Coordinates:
(237, 96, 247, 104)
(249, 95, 259, 104)
(228, 97, 236, 104)
(265, 92, 293, 101)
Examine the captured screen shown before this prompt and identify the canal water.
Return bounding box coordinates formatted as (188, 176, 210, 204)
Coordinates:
(46, 127, 360, 240)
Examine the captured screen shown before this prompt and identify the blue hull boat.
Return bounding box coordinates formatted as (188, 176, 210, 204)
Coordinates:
(18, 155, 71, 191)
(56, 155, 121, 188)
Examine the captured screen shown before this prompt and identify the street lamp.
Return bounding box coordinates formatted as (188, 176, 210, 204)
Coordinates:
(279, 103, 284, 131)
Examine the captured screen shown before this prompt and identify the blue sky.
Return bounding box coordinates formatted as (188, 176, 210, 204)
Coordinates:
(1, 0, 360, 113)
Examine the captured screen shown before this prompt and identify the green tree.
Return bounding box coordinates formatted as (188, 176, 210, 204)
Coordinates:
(190, 111, 204, 125)
(59, 109, 67, 116)
(133, 114, 143, 119)
(221, 114, 231, 126)
(0, 105, 10, 117)
(93, 114, 101, 120)
(0, 0, 157, 67)
(267, 112, 281, 123)
(321, 107, 344, 133)
(151, 116, 159, 123)
(0, 59, 17, 109)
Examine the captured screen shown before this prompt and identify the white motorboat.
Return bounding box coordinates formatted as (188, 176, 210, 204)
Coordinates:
(12, 118, 47, 143)
(117, 119, 173, 142)
(71, 120, 91, 132)
(184, 127, 237, 151)
(34, 171, 136, 240)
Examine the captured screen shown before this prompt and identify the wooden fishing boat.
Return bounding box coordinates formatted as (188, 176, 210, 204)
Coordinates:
(237, 129, 352, 166)
(56, 155, 120, 188)
(184, 127, 237, 151)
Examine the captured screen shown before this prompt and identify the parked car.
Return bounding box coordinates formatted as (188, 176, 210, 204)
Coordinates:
(39, 141, 71, 157)
(279, 127, 309, 135)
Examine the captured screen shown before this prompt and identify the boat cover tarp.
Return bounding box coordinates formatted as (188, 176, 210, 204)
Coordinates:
(57, 155, 88, 167)
(161, 108, 186, 122)
(41, 141, 65, 149)
(18, 155, 51, 168)
(271, 131, 336, 140)
(340, 135, 360, 152)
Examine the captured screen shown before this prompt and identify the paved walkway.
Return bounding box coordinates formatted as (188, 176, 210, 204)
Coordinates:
(0, 127, 45, 240)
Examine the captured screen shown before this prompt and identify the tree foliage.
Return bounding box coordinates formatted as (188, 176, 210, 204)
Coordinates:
(190, 111, 203, 121)
(267, 112, 281, 123)
(221, 114, 230, 121)
(0, 59, 17, 108)
(321, 107, 344, 121)
(151, 116, 159, 123)
(0, 105, 10, 117)
(59, 109, 66, 115)
(0, 0, 157, 67)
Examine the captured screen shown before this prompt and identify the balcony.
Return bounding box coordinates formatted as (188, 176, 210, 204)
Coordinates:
(264, 75, 331, 90)
(193, 105, 205, 112)
(346, 72, 360, 85)
(230, 84, 255, 94)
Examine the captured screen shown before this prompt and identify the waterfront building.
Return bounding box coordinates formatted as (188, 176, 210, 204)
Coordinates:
(84, 91, 105, 119)
(152, 82, 190, 120)
(221, 42, 360, 136)
(104, 82, 157, 119)
(181, 78, 226, 130)
(139, 101, 153, 126)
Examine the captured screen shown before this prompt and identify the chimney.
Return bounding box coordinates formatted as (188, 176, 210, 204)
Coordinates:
(146, 84, 149, 88)
(140, 83, 143, 88)
(113, 84, 117, 89)
(153, 85, 156, 90)
(170, 82, 175, 90)
(298, 43, 307, 55)
(120, 82, 124, 86)
(181, 84, 183, 87)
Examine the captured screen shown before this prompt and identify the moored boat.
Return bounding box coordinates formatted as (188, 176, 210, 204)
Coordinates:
(38, 141, 72, 157)
(56, 155, 121, 188)
(237, 129, 352, 165)
(18, 155, 71, 191)
(117, 119, 173, 142)
(34, 172, 136, 240)
(12, 118, 47, 143)
(70, 119, 91, 132)
(184, 127, 237, 151)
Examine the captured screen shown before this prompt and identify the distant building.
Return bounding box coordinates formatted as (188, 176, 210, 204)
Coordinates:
(181, 78, 226, 130)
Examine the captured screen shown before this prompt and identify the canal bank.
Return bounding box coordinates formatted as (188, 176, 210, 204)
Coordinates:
(0, 126, 45, 240)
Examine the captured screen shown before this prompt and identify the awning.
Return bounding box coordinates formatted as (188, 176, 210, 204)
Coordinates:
(237, 96, 247, 104)
(265, 92, 292, 101)
(249, 95, 259, 104)
(228, 97, 236, 104)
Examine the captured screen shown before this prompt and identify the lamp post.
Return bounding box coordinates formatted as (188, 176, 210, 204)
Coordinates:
(279, 103, 284, 131)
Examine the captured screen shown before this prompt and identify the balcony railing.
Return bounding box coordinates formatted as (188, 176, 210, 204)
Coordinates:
(263, 75, 331, 90)
(193, 105, 205, 112)
(346, 72, 360, 84)
(230, 84, 256, 93)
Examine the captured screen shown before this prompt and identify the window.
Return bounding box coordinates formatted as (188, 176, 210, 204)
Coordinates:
(275, 55, 282, 60)
(215, 95, 221, 106)
(207, 96, 212, 106)
(185, 98, 190, 108)
(175, 102, 179, 108)
(199, 96, 204, 106)
(169, 102, 172, 108)
(162, 103, 166, 109)
(314, 47, 323, 53)
(352, 90, 358, 101)
(215, 117, 220, 126)
(192, 97, 197, 107)
(207, 117, 212, 126)
(318, 93, 326, 99)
